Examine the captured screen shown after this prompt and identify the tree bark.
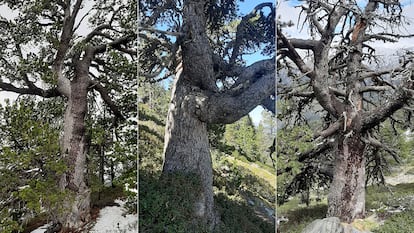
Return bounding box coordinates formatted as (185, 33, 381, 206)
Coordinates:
(58, 70, 91, 230)
(162, 74, 218, 229)
(327, 133, 366, 223)
(160, 0, 274, 230)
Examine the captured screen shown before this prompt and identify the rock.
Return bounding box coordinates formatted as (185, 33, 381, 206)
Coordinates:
(301, 217, 373, 233)
(301, 217, 343, 233)
(342, 223, 373, 233)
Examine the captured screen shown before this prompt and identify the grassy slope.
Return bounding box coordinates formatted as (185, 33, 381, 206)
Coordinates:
(224, 156, 276, 189)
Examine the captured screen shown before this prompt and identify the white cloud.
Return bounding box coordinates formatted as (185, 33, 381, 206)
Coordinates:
(277, 1, 414, 59)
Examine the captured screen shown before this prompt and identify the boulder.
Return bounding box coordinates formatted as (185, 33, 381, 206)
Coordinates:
(301, 217, 373, 233)
(301, 217, 343, 233)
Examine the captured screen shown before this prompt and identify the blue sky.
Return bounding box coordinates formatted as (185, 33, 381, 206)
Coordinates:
(158, 1, 275, 126)
(238, 1, 275, 126)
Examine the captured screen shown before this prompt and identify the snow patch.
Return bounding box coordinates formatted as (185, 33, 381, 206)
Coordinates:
(30, 224, 51, 233)
(30, 200, 137, 233)
(90, 199, 137, 233)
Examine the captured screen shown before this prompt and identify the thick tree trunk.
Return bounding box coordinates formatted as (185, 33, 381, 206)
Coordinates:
(327, 133, 366, 223)
(162, 75, 218, 229)
(58, 76, 91, 230)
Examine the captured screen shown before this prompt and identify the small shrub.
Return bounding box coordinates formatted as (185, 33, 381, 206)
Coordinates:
(139, 170, 209, 233)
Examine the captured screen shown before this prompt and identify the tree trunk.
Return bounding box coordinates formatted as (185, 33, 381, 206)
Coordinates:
(327, 133, 366, 223)
(162, 76, 218, 229)
(58, 75, 91, 230)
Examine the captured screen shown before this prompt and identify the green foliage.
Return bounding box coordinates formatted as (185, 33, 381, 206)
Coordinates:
(208, 123, 226, 149)
(85, 82, 138, 212)
(19, 179, 69, 220)
(90, 185, 125, 209)
(0, 98, 65, 231)
(138, 82, 169, 172)
(279, 182, 414, 233)
(224, 115, 261, 162)
(215, 193, 274, 233)
(366, 183, 414, 211)
(276, 125, 317, 203)
(139, 171, 211, 233)
(364, 116, 414, 184)
(139, 169, 274, 233)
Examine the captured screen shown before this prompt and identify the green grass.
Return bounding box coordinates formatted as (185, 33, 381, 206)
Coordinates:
(278, 204, 327, 233)
(224, 157, 276, 189)
(366, 183, 414, 211)
(278, 182, 414, 233)
(215, 193, 274, 233)
(372, 210, 414, 233)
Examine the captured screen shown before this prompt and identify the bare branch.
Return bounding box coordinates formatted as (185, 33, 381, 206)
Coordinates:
(91, 34, 136, 55)
(359, 86, 392, 93)
(360, 67, 404, 80)
(362, 134, 401, 163)
(225, 58, 275, 95)
(298, 139, 335, 162)
(362, 76, 414, 131)
(314, 120, 343, 139)
(84, 24, 114, 43)
(277, 29, 314, 77)
(278, 38, 319, 51)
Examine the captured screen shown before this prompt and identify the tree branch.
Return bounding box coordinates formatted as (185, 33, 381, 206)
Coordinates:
(138, 26, 184, 37)
(91, 80, 125, 121)
(278, 38, 319, 51)
(229, 2, 274, 65)
(359, 86, 392, 93)
(0, 81, 61, 98)
(362, 71, 414, 131)
(362, 134, 401, 163)
(225, 58, 275, 95)
(91, 34, 136, 55)
(314, 120, 343, 139)
(199, 72, 274, 124)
